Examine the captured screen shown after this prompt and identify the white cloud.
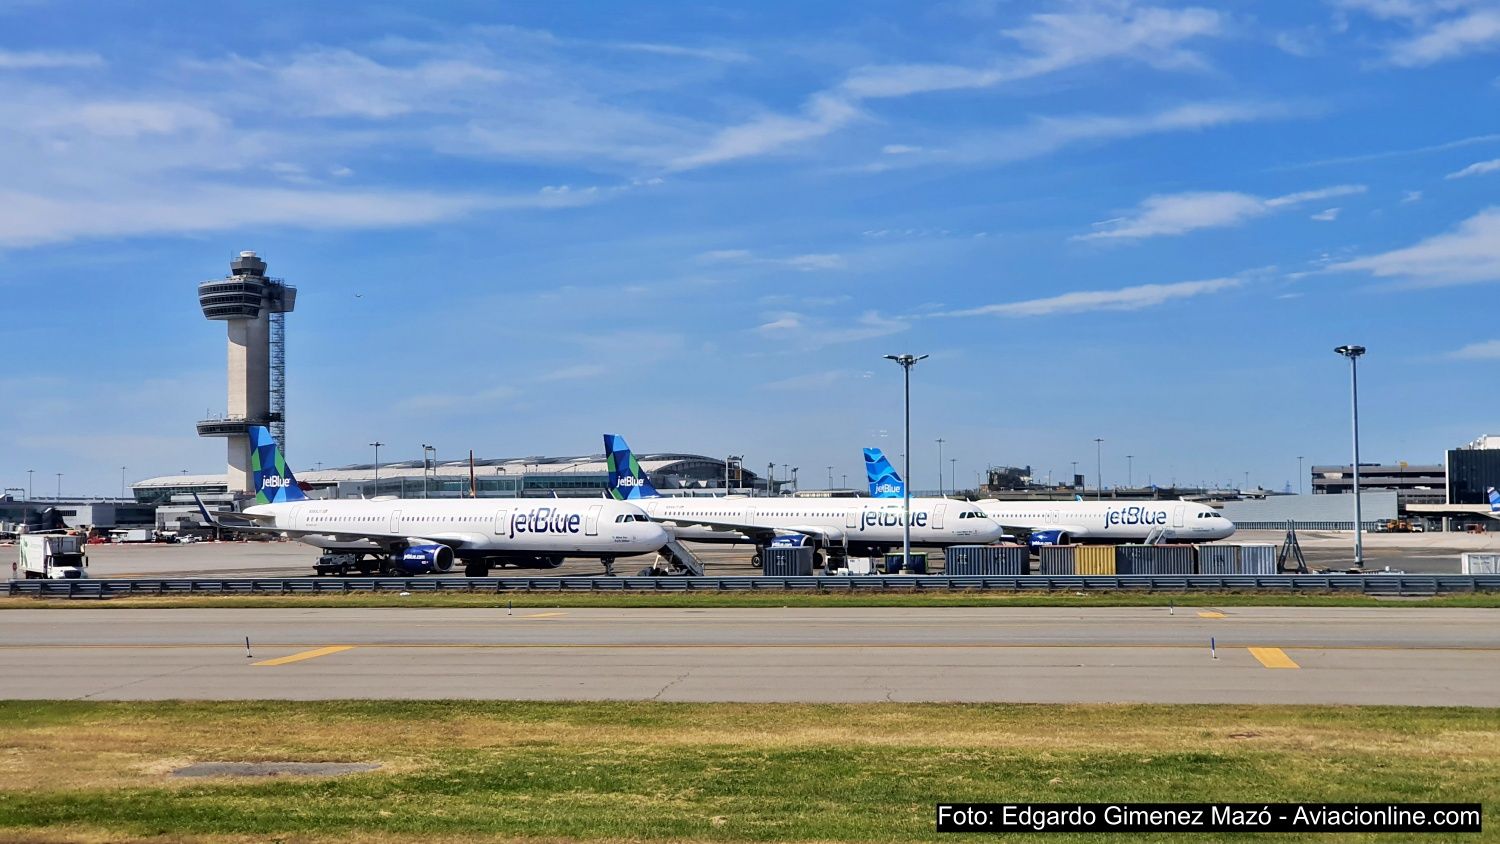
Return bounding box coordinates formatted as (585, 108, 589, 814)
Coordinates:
(756, 310, 906, 348)
(1311, 208, 1342, 221)
(0, 49, 103, 69)
(881, 144, 922, 154)
(1079, 184, 1365, 240)
(1446, 157, 1500, 178)
(607, 42, 751, 63)
(28, 100, 223, 138)
(701, 249, 847, 271)
(932, 277, 1241, 318)
(761, 370, 870, 391)
(757, 313, 806, 334)
(0, 186, 594, 248)
(1388, 8, 1500, 66)
(1402, 189, 1424, 203)
(1449, 339, 1500, 359)
(671, 3, 1227, 169)
(1330, 207, 1500, 286)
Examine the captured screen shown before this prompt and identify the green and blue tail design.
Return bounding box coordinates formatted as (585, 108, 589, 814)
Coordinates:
(604, 434, 660, 500)
(864, 447, 905, 498)
(250, 425, 307, 505)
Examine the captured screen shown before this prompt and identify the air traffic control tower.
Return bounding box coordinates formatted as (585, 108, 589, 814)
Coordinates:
(196, 251, 297, 494)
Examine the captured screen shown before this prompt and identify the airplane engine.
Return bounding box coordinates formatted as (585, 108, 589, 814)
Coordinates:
(397, 544, 454, 574)
(1027, 529, 1070, 549)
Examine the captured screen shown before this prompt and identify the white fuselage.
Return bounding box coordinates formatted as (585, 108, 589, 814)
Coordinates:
(244, 498, 668, 558)
(974, 499, 1235, 542)
(638, 496, 1005, 548)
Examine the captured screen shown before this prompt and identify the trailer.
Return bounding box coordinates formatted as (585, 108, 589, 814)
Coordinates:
(16, 534, 89, 579)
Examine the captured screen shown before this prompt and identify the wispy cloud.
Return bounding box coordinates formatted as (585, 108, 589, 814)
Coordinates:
(1447, 158, 1500, 179)
(761, 370, 874, 391)
(0, 49, 102, 69)
(1337, 1, 1500, 66)
(930, 277, 1241, 318)
(700, 249, 847, 271)
(670, 3, 1227, 169)
(756, 310, 907, 349)
(1311, 207, 1342, 221)
(607, 42, 751, 63)
(1078, 185, 1364, 240)
(1268, 131, 1500, 171)
(1449, 339, 1500, 359)
(1330, 207, 1500, 286)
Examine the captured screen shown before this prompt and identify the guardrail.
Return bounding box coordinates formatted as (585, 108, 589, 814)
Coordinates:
(9, 574, 1499, 598)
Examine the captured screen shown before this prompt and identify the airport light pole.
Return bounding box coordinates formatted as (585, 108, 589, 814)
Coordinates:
(950, 458, 956, 495)
(1126, 455, 1134, 489)
(55, 473, 61, 501)
(1094, 438, 1103, 500)
(120, 466, 127, 500)
(883, 353, 928, 570)
(369, 441, 384, 497)
(827, 466, 833, 489)
(27, 469, 33, 501)
(1298, 456, 1305, 495)
(1334, 345, 1366, 567)
(1070, 461, 1078, 490)
(936, 438, 945, 496)
(422, 444, 435, 498)
(791, 467, 799, 492)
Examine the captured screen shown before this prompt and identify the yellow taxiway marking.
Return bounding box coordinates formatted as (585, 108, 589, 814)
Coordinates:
(253, 645, 355, 667)
(522, 612, 568, 620)
(1248, 647, 1300, 669)
(1197, 611, 1226, 619)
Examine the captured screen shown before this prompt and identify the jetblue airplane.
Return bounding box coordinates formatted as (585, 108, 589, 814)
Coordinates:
(862, 447, 1235, 546)
(197, 426, 668, 576)
(607, 434, 1004, 566)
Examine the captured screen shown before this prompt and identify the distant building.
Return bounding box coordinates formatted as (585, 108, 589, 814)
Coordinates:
(1310, 462, 1447, 505)
(1447, 434, 1500, 506)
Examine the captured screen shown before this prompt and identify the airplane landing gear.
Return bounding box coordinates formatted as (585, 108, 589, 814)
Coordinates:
(602, 556, 616, 577)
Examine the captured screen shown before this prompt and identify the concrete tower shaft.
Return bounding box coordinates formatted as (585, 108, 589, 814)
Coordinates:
(197, 252, 296, 494)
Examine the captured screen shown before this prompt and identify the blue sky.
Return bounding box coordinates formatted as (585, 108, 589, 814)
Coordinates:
(3, 0, 1500, 496)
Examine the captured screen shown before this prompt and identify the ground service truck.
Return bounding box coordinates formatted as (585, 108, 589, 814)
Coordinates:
(16, 534, 89, 579)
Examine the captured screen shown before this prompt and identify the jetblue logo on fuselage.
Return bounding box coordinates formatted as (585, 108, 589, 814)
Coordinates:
(261, 475, 291, 488)
(1105, 506, 1167, 527)
(860, 509, 928, 531)
(616, 476, 646, 487)
(509, 507, 583, 539)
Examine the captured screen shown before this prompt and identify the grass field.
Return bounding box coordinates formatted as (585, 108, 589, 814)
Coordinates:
(0, 701, 1493, 842)
(4, 591, 1500, 610)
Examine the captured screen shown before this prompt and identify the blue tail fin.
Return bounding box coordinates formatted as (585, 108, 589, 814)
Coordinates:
(863, 447, 905, 498)
(604, 434, 660, 500)
(249, 426, 307, 505)
(1489, 486, 1499, 513)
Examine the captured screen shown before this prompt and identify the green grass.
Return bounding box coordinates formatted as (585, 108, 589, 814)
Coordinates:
(0, 701, 1494, 842)
(3, 590, 1499, 610)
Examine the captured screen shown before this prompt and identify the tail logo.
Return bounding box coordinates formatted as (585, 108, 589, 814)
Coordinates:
(603, 433, 660, 500)
(249, 426, 307, 505)
(863, 447, 905, 499)
(1489, 487, 1499, 512)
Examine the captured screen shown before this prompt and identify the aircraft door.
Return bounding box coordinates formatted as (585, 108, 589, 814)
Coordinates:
(389, 510, 402, 533)
(932, 502, 947, 529)
(492, 509, 510, 536)
(585, 504, 602, 536)
(1172, 505, 1185, 528)
(845, 507, 860, 529)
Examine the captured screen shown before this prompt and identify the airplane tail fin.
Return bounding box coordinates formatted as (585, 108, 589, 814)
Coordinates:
(604, 434, 660, 500)
(250, 426, 307, 505)
(863, 447, 905, 498)
(1489, 486, 1499, 514)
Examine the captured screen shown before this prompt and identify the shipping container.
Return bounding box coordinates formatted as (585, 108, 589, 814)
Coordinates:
(1074, 545, 1116, 575)
(884, 552, 928, 574)
(1197, 544, 1240, 575)
(764, 546, 814, 577)
(1238, 544, 1278, 575)
(1462, 552, 1500, 575)
(1037, 545, 1075, 575)
(945, 545, 1025, 576)
(1115, 544, 1195, 575)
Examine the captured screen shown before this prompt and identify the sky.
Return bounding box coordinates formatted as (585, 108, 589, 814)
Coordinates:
(3, 0, 1500, 497)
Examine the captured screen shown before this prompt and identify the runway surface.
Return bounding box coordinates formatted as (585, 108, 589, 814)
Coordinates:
(2, 606, 1496, 705)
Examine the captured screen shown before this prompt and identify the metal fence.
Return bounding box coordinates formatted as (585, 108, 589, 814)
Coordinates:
(9, 574, 1498, 598)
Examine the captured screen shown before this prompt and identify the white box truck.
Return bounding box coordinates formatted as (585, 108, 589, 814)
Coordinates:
(16, 534, 89, 579)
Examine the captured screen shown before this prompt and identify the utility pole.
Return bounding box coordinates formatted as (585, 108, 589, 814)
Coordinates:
(1334, 345, 1367, 567)
(936, 438, 945, 496)
(369, 441, 384, 497)
(950, 458, 956, 495)
(27, 469, 33, 501)
(1126, 455, 1134, 489)
(1298, 456, 1305, 495)
(1094, 438, 1104, 500)
(883, 353, 928, 570)
(827, 466, 833, 489)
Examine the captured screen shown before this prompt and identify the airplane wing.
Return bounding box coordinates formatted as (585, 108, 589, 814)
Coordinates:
(651, 512, 842, 543)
